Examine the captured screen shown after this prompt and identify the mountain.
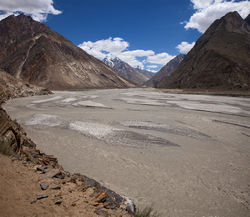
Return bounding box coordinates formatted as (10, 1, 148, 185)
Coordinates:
(0, 14, 133, 90)
(0, 69, 51, 103)
(136, 68, 154, 79)
(145, 54, 185, 87)
(158, 12, 250, 90)
(103, 57, 150, 85)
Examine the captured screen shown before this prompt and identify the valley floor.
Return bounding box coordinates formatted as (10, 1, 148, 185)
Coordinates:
(3, 88, 250, 217)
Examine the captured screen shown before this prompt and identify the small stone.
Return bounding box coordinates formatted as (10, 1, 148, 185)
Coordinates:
(51, 185, 61, 190)
(95, 192, 107, 203)
(55, 174, 65, 179)
(40, 182, 49, 190)
(35, 165, 47, 173)
(37, 194, 48, 200)
(94, 209, 109, 217)
(43, 169, 61, 178)
(90, 193, 95, 198)
(55, 200, 62, 205)
(104, 203, 117, 209)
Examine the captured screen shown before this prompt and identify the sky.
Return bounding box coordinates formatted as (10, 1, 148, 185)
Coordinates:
(0, 0, 249, 72)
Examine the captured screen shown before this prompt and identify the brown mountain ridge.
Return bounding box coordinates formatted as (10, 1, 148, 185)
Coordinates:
(0, 14, 133, 90)
(158, 12, 250, 90)
(145, 54, 185, 87)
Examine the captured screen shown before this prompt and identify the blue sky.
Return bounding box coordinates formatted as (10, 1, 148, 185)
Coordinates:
(48, 0, 199, 53)
(0, 0, 249, 72)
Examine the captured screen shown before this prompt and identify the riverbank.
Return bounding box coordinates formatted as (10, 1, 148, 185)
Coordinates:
(0, 105, 132, 216)
(157, 88, 250, 97)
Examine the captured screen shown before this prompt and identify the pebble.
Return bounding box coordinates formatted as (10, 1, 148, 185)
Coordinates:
(43, 168, 61, 178)
(51, 185, 61, 190)
(40, 182, 49, 190)
(55, 200, 62, 205)
(95, 192, 107, 203)
(94, 209, 109, 217)
(37, 194, 49, 200)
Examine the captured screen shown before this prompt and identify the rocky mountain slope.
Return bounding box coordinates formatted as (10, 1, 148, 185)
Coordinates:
(0, 69, 51, 104)
(137, 68, 154, 79)
(0, 14, 133, 90)
(158, 12, 250, 90)
(145, 54, 185, 87)
(103, 57, 151, 85)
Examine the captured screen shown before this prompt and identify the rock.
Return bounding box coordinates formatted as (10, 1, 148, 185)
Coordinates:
(36, 194, 48, 200)
(95, 192, 107, 203)
(94, 208, 109, 217)
(40, 182, 49, 190)
(54, 173, 65, 179)
(123, 197, 135, 213)
(55, 200, 62, 205)
(104, 202, 117, 210)
(51, 185, 61, 190)
(43, 168, 61, 178)
(36, 165, 48, 173)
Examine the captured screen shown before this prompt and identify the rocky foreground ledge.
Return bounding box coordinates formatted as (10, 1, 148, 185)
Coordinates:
(0, 107, 134, 216)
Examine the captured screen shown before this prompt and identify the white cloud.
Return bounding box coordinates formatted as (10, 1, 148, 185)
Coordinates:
(147, 53, 175, 65)
(79, 37, 174, 69)
(147, 69, 158, 73)
(176, 41, 195, 54)
(185, 0, 250, 33)
(147, 65, 159, 69)
(0, 0, 61, 22)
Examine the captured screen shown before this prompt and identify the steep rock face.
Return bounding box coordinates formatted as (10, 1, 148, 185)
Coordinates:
(0, 69, 51, 103)
(145, 54, 185, 87)
(158, 12, 250, 90)
(0, 15, 133, 90)
(103, 57, 150, 85)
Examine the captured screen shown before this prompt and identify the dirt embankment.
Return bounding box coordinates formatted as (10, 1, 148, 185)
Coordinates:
(0, 69, 51, 104)
(0, 108, 133, 217)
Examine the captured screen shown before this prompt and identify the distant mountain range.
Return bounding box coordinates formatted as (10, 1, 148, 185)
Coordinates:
(0, 12, 249, 92)
(103, 57, 153, 85)
(0, 14, 133, 90)
(145, 54, 185, 87)
(158, 12, 250, 90)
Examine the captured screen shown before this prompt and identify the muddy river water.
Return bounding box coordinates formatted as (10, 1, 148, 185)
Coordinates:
(4, 88, 250, 217)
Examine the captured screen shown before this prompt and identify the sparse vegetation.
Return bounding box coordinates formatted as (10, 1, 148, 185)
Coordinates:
(134, 206, 160, 217)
